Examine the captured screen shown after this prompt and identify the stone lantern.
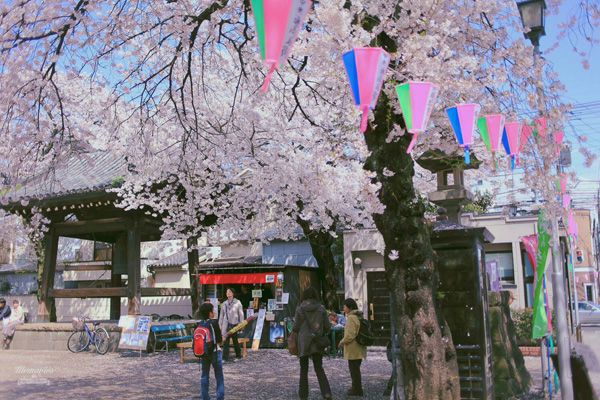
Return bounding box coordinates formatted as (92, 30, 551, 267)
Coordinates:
(416, 149, 481, 223)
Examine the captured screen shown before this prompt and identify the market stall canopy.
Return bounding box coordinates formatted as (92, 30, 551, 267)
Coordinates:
(199, 271, 279, 284)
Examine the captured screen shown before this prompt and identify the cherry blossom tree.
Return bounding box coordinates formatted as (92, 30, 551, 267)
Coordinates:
(0, 0, 585, 397)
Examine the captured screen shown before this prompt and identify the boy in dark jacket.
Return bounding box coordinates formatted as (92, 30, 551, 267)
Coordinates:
(199, 302, 224, 400)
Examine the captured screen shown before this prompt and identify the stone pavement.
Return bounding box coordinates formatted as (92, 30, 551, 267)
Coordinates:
(1, 346, 592, 399)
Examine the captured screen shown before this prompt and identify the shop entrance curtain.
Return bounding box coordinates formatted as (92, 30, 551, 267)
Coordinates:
(198, 272, 278, 284)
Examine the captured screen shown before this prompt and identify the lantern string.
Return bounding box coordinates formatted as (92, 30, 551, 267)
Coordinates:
(261, 63, 277, 93)
(360, 107, 369, 132)
(406, 132, 418, 153)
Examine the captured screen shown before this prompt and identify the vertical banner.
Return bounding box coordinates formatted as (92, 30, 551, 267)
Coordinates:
(532, 211, 551, 339)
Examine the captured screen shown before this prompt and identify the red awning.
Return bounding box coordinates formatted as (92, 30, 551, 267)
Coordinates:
(198, 272, 278, 284)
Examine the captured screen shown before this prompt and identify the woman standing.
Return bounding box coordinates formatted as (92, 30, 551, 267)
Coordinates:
(292, 286, 332, 400)
(338, 298, 367, 397)
(219, 287, 244, 361)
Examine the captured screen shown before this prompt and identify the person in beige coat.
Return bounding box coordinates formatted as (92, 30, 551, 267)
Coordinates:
(218, 288, 245, 361)
(338, 298, 367, 397)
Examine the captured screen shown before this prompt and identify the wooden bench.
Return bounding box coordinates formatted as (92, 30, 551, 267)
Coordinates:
(150, 323, 193, 352)
(177, 337, 250, 363)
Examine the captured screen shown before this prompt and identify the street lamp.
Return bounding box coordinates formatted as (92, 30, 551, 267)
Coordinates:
(517, 0, 546, 47)
(516, 1, 574, 399)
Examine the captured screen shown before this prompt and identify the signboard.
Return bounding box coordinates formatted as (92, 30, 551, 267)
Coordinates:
(252, 289, 263, 298)
(251, 308, 267, 350)
(118, 315, 152, 350)
(487, 260, 500, 291)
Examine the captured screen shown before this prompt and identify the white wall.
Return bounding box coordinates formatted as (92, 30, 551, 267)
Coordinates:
(12, 294, 194, 323)
(343, 229, 385, 314)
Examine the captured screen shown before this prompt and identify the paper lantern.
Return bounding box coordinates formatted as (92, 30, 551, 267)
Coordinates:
(555, 173, 566, 194)
(445, 103, 480, 164)
(519, 123, 533, 152)
(533, 116, 546, 137)
(502, 121, 521, 169)
(395, 82, 440, 153)
(342, 47, 391, 132)
(250, 0, 312, 92)
(476, 114, 505, 168)
(553, 132, 564, 155)
(562, 194, 571, 209)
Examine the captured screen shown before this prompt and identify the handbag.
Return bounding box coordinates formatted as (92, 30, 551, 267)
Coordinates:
(300, 308, 330, 352)
(287, 330, 299, 355)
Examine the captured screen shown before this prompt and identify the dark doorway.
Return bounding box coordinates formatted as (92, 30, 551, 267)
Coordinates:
(367, 271, 390, 346)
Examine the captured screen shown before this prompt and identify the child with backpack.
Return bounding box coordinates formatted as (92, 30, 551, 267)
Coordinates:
(338, 298, 368, 397)
(196, 302, 224, 400)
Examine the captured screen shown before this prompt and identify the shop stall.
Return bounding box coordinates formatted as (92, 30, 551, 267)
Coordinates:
(197, 259, 320, 348)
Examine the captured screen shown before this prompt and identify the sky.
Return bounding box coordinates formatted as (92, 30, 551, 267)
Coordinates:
(544, 3, 600, 211)
(482, 2, 600, 212)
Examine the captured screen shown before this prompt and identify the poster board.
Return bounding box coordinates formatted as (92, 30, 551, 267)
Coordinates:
(118, 315, 152, 350)
(251, 308, 267, 350)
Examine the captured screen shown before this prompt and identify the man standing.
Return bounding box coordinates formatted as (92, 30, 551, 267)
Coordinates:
(2, 300, 24, 349)
(218, 288, 244, 361)
(199, 302, 224, 400)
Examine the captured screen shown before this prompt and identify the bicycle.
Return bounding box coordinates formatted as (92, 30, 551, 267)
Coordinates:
(67, 316, 110, 355)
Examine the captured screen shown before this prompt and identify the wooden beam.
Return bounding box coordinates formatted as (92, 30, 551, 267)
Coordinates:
(140, 288, 193, 297)
(53, 217, 132, 236)
(64, 264, 112, 271)
(50, 288, 128, 298)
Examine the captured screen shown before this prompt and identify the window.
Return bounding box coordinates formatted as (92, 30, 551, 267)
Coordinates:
(94, 241, 112, 261)
(485, 252, 514, 284)
(522, 250, 534, 307)
(584, 283, 595, 302)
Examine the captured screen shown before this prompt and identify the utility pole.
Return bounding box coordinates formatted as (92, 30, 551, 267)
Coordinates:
(516, 1, 573, 398)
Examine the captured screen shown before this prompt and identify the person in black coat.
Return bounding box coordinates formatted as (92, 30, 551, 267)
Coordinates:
(291, 286, 332, 400)
(0, 298, 10, 322)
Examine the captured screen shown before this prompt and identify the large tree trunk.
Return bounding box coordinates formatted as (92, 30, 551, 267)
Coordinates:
(296, 217, 339, 311)
(363, 94, 459, 399)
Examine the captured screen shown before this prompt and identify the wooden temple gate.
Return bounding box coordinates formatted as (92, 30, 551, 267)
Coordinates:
(0, 152, 199, 321)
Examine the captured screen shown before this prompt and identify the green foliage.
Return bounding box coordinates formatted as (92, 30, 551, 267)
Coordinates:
(417, 193, 438, 213)
(0, 280, 11, 294)
(512, 307, 556, 347)
(464, 190, 494, 214)
(110, 176, 124, 187)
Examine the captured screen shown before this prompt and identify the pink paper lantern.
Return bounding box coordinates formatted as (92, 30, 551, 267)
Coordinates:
(395, 82, 440, 153)
(445, 103, 481, 164)
(553, 132, 564, 155)
(534, 116, 546, 137)
(342, 47, 391, 132)
(519, 123, 533, 152)
(250, 0, 313, 92)
(476, 114, 505, 168)
(502, 121, 521, 169)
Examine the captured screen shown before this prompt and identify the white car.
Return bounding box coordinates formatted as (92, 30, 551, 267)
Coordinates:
(578, 301, 600, 324)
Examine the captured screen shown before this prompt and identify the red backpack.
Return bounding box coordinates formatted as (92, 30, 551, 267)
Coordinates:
(193, 320, 216, 358)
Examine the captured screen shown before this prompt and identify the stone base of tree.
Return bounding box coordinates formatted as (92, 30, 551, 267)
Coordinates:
(489, 291, 532, 398)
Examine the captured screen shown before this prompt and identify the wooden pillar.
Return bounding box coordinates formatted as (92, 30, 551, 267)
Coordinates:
(110, 274, 122, 320)
(111, 234, 127, 319)
(126, 222, 141, 315)
(187, 238, 201, 318)
(38, 227, 59, 322)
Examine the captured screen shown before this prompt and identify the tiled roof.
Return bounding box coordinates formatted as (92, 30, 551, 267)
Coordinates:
(0, 260, 36, 273)
(148, 250, 191, 269)
(1, 151, 127, 204)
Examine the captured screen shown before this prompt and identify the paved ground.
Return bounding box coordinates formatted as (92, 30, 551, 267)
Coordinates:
(0, 346, 559, 400)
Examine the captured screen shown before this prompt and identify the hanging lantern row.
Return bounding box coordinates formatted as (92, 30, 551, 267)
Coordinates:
(249, 3, 563, 166)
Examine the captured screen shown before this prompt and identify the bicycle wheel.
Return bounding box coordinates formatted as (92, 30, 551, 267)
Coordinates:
(94, 328, 110, 355)
(67, 330, 90, 353)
